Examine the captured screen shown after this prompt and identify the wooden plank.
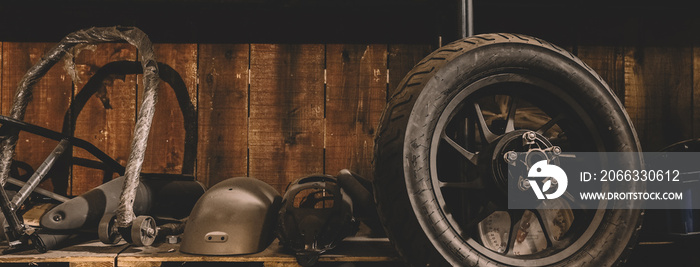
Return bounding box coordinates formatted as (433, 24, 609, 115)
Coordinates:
(249, 44, 324, 193)
(70, 262, 115, 267)
(70, 43, 137, 195)
(263, 263, 301, 267)
(0, 42, 2, 113)
(197, 44, 249, 187)
(115, 237, 399, 263)
(0, 240, 119, 264)
(0, 239, 399, 264)
(693, 46, 700, 138)
(1, 42, 72, 194)
(577, 45, 626, 103)
(624, 46, 693, 151)
(0, 236, 398, 265)
(139, 44, 198, 174)
(114, 262, 161, 267)
(325, 44, 387, 180)
(387, 44, 433, 98)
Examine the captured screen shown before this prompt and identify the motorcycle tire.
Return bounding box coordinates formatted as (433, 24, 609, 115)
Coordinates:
(373, 33, 644, 266)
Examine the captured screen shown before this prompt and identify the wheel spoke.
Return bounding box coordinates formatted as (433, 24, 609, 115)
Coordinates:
(441, 132, 478, 165)
(504, 209, 525, 254)
(532, 209, 555, 247)
(556, 153, 577, 159)
(439, 179, 484, 190)
(536, 113, 565, 135)
(464, 201, 499, 233)
(505, 96, 518, 133)
(473, 102, 497, 144)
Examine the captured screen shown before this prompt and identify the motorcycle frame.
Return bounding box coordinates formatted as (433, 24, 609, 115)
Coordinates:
(0, 26, 195, 252)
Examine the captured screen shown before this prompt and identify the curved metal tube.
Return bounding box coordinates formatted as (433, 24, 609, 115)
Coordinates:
(0, 26, 160, 228)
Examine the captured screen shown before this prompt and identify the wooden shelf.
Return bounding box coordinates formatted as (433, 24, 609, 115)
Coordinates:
(0, 240, 119, 265)
(0, 236, 400, 267)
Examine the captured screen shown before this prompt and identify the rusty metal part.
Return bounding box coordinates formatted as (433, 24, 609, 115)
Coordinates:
(98, 213, 122, 244)
(130, 215, 157, 247)
(166, 235, 181, 244)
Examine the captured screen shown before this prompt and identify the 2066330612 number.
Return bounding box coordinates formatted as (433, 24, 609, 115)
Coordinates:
(597, 170, 680, 182)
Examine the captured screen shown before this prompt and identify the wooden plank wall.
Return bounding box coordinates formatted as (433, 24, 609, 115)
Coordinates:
(249, 44, 325, 191)
(0, 42, 431, 195)
(1, 41, 698, 195)
(576, 44, 695, 152)
(1, 43, 72, 194)
(71, 43, 137, 195)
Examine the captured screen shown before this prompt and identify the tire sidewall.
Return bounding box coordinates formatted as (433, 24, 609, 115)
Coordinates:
(403, 42, 642, 266)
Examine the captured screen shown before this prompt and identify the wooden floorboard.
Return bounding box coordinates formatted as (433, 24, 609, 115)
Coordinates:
(0, 237, 399, 266)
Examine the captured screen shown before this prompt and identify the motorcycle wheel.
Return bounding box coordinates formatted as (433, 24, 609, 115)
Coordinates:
(373, 33, 644, 266)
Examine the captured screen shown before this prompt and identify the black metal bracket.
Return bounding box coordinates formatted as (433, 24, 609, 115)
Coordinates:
(0, 115, 126, 253)
(0, 115, 126, 175)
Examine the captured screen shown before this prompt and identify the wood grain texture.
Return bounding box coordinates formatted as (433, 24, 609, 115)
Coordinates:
(263, 263, 301, 267)
(387, 44, 433, 98)
(577, 45, 626, 103)
(249, 44, 324, 193)
(0, 42, 2, 113)
(0, 241, 118, 264)
(139, 44, 198, 174)
(0, 237, 398, 264)
(114, 262, 161, 267)
(624, 46, 693, 151)
(8, 41, 696, 195)
(197, 44, 249, 187)
(693, 46, 700, 138)
(70, 262, 114, 267)
(114, 237, 399, 263)
(71, 43, 137, 195)
(1, 42, 72, 194)
(325, 44, 386, 180)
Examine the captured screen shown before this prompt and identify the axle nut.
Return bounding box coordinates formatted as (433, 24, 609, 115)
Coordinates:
(504, 151, 518, 163)
(525, 131, 537, 141)
(520, 179, 531, 190)
(166, 235, 181, 244)
(552, 146, 562, 155)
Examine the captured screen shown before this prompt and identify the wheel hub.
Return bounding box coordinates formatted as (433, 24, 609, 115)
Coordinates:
(479, 130, 554, 196)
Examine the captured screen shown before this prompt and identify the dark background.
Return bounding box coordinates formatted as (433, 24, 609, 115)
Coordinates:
(2, 1, 700, 265)
(0, 0, 696, 46)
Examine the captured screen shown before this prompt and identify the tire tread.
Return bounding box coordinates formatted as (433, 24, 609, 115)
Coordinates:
(374, 33, 642, 266)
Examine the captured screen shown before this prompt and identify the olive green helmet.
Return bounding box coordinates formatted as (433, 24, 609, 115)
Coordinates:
(180, 177, 282, 255)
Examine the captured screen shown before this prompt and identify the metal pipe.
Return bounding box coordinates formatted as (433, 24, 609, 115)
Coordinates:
(11, 139, 70, 207)
(459, 0, 467, 38)
(6, 177, 70, 203)
(467, 0, 474, 36)
(458, 0, 474, 38)
(0, 179, 22, 234)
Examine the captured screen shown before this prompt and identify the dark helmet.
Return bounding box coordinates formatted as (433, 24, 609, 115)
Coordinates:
(180, 177, 282, 255)
(277, 174, 358, 266)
